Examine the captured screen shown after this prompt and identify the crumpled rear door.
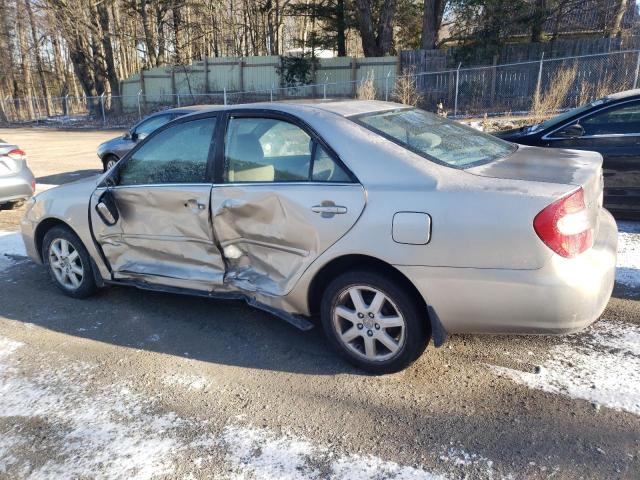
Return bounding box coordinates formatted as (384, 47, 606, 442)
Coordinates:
(211, 184, 366, 296)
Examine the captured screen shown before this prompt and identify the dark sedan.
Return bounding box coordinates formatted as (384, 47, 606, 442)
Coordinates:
(97, 106, 206, 171)
(496, 89, 640, 219)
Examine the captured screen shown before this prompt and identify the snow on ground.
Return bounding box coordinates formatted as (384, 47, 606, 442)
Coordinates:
(0, 231, 26, 271)
(221, 423, 464, 480)
(617, 221, 640, 289)
(490, 320, 640, 416)
(0, 334, 493, 479)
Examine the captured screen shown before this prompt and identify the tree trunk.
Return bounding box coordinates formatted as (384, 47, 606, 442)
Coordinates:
(336, 0, 347, 56)
(353, 0, 379, 56)
(608, 0, 628, 38)
(16, 0, 35, 119)
(97, 0, 120, 114)
(139, 0, 157, 67)
(420, 0, 444, 50)
(354, 0, 397, 56)
(25, 0, 52, 116)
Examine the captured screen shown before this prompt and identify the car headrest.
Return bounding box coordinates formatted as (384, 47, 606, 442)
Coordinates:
(228, 134, 264, 163)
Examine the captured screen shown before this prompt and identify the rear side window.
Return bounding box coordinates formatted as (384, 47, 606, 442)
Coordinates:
(581, 102, 640, 135)
(353, 108, 515, 168)
(224, 116, 351, 183)
(118, 118, 215, 186)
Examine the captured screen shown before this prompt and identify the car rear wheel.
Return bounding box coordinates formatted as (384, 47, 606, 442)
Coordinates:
(320, 269, 429, 374)
(103, 155, 118, 172)
(42, 226, 98, 298)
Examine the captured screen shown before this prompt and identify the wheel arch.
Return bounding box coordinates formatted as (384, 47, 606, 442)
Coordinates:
(307, 254, 428, 320)
(34, 218, 80, 262)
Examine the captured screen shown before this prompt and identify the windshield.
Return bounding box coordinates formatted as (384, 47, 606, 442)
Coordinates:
(530, 99, 605, 133)
(353, 108, 516, 168)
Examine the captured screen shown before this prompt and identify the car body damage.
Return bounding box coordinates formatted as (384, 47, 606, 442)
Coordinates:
(90, 185, 226, 291)
(211, 184, 366, 296)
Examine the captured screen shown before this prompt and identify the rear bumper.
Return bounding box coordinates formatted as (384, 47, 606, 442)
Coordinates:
(396, 208, 617, 335)
(0, 167, 35, 207)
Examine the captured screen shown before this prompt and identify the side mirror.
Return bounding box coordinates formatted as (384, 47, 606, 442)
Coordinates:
(95, 189, 119, 226)
(557, 123, 584, 139)
(130, 130, 139, 141)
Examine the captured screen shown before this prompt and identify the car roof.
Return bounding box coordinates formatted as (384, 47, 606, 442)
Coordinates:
(177, 100, 403, 119)
(603, 88, 640, 102)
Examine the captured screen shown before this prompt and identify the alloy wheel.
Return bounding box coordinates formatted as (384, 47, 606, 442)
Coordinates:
(332, 285, 406, 362)
(48, 238, 84, 290)
(105, 158, 118, 170)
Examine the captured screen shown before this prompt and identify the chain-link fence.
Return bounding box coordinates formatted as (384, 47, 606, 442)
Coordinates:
(2, 49, 640, 127)
(420, 49, 640, 117)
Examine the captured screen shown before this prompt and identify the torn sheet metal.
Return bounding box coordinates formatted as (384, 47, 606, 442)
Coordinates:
(211, 184, 366, 296)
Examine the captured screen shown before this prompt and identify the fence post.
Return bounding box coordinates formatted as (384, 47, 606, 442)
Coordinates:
(385, 70, 391, 101)
(323, 74, 328, 100)
(100, 92, 106, 125)
(634, 51, 640, 89)
(137, 90, 142, 119)
(351, 58, 357, 98)
(64, 95, 69, 116)
(204, 56, 209, 94)
(535, 52, 545, 103)
(454, 63, 461, 117)
(177, 93, 181, 107)
(223, 87, 227, 106)
(270, 83, 274, 102)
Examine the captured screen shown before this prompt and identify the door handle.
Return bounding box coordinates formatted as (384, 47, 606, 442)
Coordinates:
(311, 203, 347, 218)
(184, 198, 206, 210)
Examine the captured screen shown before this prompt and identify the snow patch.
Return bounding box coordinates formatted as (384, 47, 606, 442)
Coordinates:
(616, 221, 640, 288)
(162, 373, 211, 391)
(0, 231, 26, 271)
(221, 424, 447, 480)
(490, 320, 640, 416)
(0, 335, 209, 479)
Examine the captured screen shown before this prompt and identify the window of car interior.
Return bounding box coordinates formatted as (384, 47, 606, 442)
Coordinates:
(117, 117, 216, 186)
(223, 116, 352, 183)
(580, 101, 640, 136)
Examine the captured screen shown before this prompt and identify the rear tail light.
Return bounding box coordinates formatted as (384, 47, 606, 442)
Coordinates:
(533, 187, 594, 258)
(7, 149, 25, 160)
(31, 179, 36, 191)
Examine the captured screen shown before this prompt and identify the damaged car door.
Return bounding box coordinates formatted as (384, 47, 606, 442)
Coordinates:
(211, 113, 366, 296)
(90, 116, 225, 291)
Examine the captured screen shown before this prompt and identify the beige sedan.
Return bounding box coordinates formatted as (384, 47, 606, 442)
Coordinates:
(21, 101, 617, 373)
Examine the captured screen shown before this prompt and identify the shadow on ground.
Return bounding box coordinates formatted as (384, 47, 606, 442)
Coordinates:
(0, 258, 352, 376)
(37, 169, 100, 185)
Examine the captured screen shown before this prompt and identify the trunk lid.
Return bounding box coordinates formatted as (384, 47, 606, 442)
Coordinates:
(467, 144, 604, 214)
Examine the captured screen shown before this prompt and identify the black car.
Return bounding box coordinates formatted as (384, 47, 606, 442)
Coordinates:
(97, 106, 205, 171)
(496, 89, 640, 219)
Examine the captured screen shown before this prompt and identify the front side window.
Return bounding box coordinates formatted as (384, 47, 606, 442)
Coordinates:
(134, 114, 173, 139)
(353, 108, 515, 168)
(224, 116, 351, 183)
(581, 102, 640, 136)
(118, 117, 216, 186)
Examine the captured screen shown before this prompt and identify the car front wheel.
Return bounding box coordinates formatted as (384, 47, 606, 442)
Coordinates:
(103, 155, 118, 172)
(42, 226, 98, 298)
(320, 269, 429, 374)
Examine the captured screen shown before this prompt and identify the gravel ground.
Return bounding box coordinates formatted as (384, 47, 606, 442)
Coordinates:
(0, 128, 639, 480)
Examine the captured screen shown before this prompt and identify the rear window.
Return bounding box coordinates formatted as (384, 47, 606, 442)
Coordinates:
(352, 108, 515, 168)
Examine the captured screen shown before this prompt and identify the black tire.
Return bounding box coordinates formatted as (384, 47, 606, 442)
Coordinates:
(42, 225, 98, 298)
(320, 269, 429, 374)
(103, 155, 119, 172)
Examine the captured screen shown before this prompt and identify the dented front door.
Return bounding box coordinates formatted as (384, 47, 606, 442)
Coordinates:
(91, 116, 225, 291)
(211, 113, 366, 296)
